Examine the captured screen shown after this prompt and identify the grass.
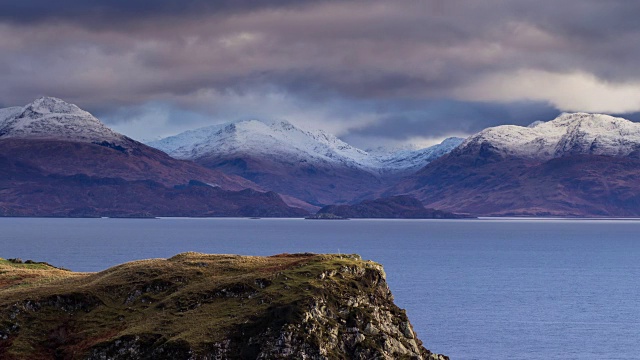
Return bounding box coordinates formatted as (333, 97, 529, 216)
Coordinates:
(0, 252, 389, 359)
(0, 258, 82, 290)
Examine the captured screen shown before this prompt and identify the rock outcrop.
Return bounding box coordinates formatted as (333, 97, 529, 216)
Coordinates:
(0, 254, 447, 359)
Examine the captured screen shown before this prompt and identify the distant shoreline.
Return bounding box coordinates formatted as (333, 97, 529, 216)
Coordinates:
(3, 216, 640, 221)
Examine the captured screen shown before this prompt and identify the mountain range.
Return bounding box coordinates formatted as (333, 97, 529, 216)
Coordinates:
(0, 97, 305, 217)
(3, 97, 640, 217)
(148, 119, 462, 207)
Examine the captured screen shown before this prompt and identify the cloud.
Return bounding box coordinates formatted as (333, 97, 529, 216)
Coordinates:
(2, 0, 640, 146)
(456, 70, 640, 113)
(101, 87, 380, 143)
(101, 91, 561, 150)
(0, 1, 331, 25)
(341, 100, 560, 148)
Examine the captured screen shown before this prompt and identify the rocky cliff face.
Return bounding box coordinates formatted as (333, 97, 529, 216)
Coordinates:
(0, 254, 447, 360)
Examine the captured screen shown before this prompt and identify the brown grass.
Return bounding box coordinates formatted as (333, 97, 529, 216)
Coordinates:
(0, 252, 377, 359)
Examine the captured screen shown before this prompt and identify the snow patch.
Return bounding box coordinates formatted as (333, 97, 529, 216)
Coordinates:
(527, 120, 545, 128)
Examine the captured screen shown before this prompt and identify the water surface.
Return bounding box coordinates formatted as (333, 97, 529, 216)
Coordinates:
(1, 217, 638, 360)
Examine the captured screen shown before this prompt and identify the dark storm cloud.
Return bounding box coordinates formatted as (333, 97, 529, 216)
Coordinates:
(613, 112, 640, 123)
(502, 1, 640, 82)
(0, 0, 329, 24)
(2, 0, 640, 145)
(344, 100, 561, 142)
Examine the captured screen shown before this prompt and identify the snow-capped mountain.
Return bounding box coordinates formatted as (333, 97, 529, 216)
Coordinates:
(0, 97, 264, 192)
(456, 113, 640, 160)
(388, 112, 640, 217)
(149, 119, 377, 171)
(0, 97, 125, 144)
(149, 119, 460, 175)
(0, 97, 307, 217)
(148, 119, 462, 206)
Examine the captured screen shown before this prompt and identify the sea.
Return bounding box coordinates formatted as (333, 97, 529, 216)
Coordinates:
(1, 217, 639, 360)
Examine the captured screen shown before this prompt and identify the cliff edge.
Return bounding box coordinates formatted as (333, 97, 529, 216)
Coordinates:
(0, 254, 447, 359)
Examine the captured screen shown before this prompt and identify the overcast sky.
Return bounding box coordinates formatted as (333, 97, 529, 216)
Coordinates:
(2, 1, 640, 148)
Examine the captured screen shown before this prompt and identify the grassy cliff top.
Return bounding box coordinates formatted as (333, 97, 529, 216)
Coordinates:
(0, 258, 83, 290)
(0, 253, 445, 359)
(1, 252, 376, 297)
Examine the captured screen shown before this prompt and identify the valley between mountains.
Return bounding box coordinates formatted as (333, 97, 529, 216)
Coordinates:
(2, 97, 640, 218)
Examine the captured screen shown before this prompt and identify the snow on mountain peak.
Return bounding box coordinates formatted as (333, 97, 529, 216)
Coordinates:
(527, 120, 545, 128)
(22, 96, 86, 116)
(373, 137, 465, 173)
(458, 112, 640, 159)
(0, 97, 125, 144)
(440, 136, 466, 147)
(149, 118, 373, 169)
(148, 119, 460, 174)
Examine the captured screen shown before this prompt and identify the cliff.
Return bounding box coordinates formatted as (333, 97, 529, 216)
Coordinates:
(0, 254, 448, 359)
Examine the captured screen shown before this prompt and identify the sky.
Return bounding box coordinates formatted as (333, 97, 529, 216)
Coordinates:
(1, 0, 640, 148)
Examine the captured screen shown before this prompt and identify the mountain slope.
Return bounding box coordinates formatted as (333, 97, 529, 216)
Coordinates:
(149, 120, 461, 206)
(150, 120, 385, 206)
(0, 97, 258, 190)
(0, 97, 306, 217)
(0, 161, 307, 217)
(372, 137, 464, 175)
(388, 113, 640, 217)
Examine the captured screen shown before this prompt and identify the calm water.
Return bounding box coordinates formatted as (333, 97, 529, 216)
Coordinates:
(1, 217, 639, 360)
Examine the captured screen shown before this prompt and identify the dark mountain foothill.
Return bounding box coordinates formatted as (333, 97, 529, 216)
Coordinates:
(316, 195, 472, 219)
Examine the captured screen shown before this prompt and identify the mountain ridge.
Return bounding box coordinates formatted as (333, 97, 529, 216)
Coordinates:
(387, 112, 640, 217)
(455, 112, 640, 160)
(0, 97, 308, 217)
(148, 118, 463, 206)
(6, 96, 640, 217)
(149, 119, 463, 175)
